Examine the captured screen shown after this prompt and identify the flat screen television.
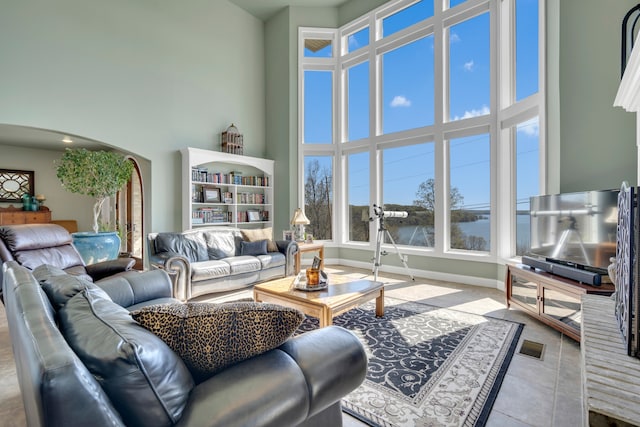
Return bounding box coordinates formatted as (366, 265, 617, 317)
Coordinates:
(527, 189, 619, 273)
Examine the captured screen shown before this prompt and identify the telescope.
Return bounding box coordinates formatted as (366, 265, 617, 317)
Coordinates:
(371, 204, 408, 219)
(369, 204, 413, 281)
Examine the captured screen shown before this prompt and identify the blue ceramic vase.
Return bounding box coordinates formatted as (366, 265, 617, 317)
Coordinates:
(71, 231, 120, 265)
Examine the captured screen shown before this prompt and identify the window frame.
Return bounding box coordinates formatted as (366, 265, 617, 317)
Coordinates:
(298, 0, 545, 264)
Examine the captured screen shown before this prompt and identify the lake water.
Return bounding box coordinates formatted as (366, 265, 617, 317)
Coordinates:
(394, 213, 530, 248)
(457, 213, 530, 247)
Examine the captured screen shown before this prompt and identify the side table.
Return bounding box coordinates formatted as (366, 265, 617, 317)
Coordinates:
(295, 242, 325, 274)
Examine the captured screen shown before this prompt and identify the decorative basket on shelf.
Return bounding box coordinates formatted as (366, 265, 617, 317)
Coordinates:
(221, 123, 243, 155)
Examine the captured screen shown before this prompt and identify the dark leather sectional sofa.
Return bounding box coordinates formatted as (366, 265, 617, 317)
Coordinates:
(2, 261, 367, 427)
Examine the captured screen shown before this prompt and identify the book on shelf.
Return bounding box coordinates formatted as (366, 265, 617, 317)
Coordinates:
(192, 167, 269, 187)
(193, 207, 229, 224)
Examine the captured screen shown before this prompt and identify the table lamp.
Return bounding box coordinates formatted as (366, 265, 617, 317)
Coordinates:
(290, 208, 310, 242)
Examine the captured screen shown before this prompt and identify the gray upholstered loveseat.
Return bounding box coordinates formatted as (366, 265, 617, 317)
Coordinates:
(148, 227, 297, 301)
(2, 261, 367, 427)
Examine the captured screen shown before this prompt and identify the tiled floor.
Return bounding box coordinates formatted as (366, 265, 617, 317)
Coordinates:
(0, 265, 583, 427)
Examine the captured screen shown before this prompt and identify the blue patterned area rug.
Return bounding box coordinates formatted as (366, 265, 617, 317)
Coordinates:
(297, 298, 523, 427)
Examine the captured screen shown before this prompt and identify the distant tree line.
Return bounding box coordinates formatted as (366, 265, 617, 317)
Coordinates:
(305, 165, 488, 251)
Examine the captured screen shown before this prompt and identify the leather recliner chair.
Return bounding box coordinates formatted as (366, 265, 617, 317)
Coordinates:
(0, 223, 135, 302)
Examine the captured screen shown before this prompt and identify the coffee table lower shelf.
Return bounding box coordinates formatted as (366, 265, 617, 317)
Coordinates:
(253, 277, 384, 328)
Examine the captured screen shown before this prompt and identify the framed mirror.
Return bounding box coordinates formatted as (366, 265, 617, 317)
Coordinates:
(0, 169, 34, 202)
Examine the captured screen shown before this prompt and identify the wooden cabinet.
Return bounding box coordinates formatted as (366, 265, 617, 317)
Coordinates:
(0, 208, 51, 225)
(505, 263, 615, 341)
(181, 147, 274, 231)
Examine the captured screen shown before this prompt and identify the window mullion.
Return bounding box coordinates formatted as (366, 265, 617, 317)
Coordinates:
(434, 0, 446, 255)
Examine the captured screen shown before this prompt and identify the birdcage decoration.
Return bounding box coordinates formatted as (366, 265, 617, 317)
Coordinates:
(221, 123, 244, 155)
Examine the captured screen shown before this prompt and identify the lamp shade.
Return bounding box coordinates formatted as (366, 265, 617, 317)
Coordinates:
(290, 208, 310, 225)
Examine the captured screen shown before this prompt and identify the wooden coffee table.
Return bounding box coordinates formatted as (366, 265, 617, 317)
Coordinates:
(253, 275, 384, 328)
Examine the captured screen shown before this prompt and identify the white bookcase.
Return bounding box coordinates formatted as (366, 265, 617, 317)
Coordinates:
(181, 147, 274, 231)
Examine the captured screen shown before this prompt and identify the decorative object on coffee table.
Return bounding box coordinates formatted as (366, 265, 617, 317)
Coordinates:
(253, 274, 383, 328)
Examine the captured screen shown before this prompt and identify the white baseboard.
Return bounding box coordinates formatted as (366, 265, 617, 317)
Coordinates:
(297, 257, 503, 290)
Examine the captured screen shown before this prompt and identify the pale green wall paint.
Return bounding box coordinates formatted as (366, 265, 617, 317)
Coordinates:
(556, 0, 637, 192)
(337, 248, 498, 281)
(0, 0, 265, 232)
(265, 8, 293, 237)
(545, 0, 561, 195)
(0, 146, 94, 230)
(338, 0, 389, 26)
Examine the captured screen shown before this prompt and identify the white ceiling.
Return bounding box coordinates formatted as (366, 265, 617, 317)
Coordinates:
(230, 0, 348, 21)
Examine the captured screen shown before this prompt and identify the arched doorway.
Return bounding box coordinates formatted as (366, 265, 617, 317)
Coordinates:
(117, 157, 144, 270)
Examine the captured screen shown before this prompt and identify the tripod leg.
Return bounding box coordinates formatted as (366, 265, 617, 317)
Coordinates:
(372, 226, 384, 282)
(384, 229, 415, 281)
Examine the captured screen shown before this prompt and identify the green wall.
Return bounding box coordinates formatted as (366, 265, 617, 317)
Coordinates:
(0, 0, 266, 233)
(551, 0, 637, 193)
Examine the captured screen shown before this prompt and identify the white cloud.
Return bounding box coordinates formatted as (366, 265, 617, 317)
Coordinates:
(453, 105, 490, 121)
(390, 95, 412, 107)
(348, 35, 360, 50)
(450, 33, 461, 43)
(517, 118, 539, 137)
(464, 60, 474, 71)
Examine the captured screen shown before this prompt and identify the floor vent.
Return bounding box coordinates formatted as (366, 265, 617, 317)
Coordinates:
(519, 339, 545, 360)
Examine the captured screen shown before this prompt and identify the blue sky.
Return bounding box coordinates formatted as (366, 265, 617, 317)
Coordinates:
(305, 0, 539, 211)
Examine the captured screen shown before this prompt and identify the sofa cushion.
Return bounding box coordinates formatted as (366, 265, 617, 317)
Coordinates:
(224, 256, 262, 275)
(202, 231, 238, 259)
(241, 227, 278, 252)
(256, 253, 286, 270)
(33, 264, 112, 310)
(130, 301, 305, 383)
(190, 259, 231, 282)
(240, 239, 268, 256)
(154, 232, 208, 263)
(59, 289, 194, 427)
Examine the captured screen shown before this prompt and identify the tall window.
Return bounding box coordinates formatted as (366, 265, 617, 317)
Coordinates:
(382, 143, 435, 248)
(304, 70, 333, 144)
(382, 36, 434, 134)
(299, 0, 543, 262)
(347, 61, 369, 141)
(347, 151, 369, 242)
(515, 117, 540, 255)
(304, 156, 333, 240)
(449, 134, 491, 252)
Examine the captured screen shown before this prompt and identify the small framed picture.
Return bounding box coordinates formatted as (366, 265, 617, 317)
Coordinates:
(203, 187, 221, 203)
(283, 230, 293, 241)
(247, 210, 261, 222)
(306, 233, 314, 243)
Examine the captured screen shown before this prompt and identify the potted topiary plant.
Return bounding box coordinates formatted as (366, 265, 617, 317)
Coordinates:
(56, 148, 134, 264)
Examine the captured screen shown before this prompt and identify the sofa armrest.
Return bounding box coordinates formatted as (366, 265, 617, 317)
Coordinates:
(176, 326, 366, 427)
(148, 251, 190, 302)
(279, 326, 367, 418)
(95, 269, 174, 308)
(85, 257, 135, 282)
(276, 240, 298, 276)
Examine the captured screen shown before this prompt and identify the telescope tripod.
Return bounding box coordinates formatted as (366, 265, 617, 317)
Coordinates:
(371, 215, 414, 282)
